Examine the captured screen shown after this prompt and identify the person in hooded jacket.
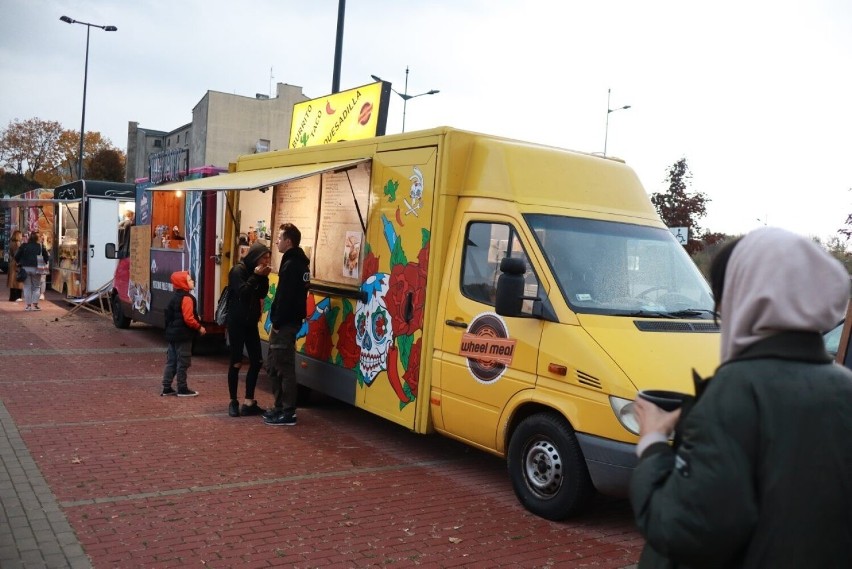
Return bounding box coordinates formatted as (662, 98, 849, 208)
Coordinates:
(161, 271, 206, 397)
(14, 231, 49, 311)
(7, 230, 23, 302)
(226, 241, 272, 417)
(263, 223, 310, 426)
(630, 227, 852, 569)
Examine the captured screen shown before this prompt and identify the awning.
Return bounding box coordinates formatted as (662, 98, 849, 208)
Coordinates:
(0, 198, 82, 208)
(147, 158, 370, 192)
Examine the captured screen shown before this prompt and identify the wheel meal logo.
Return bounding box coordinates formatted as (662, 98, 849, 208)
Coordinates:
(459, 312, 517, 384)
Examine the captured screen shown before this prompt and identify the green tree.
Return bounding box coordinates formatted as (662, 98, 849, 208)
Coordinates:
(814, 235, 852, 275)
(650, 158, 710, 255)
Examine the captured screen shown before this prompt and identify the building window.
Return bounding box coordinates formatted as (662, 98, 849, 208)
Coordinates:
(153, 140, 162, 148)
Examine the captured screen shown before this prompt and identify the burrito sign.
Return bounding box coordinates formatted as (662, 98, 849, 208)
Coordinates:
(289, 81, 391, 149)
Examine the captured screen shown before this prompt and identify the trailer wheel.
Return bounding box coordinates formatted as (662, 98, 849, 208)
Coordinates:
(110, 294, 131, 329)
(507, 412, 593, 520)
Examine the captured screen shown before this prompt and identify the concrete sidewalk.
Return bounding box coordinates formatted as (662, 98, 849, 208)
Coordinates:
(0, 283, 641, 568)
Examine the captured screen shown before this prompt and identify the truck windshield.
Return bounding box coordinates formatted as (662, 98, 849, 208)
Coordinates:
(525, 215, 715, 318)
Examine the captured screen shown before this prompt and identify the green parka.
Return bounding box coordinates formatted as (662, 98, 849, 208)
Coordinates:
(631, 331, 852, 568)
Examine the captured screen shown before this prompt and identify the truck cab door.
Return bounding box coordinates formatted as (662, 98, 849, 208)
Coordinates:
(436, 214, 545, 451)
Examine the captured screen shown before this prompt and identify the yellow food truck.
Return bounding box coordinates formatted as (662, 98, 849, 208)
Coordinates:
(157, 126, 720, 520)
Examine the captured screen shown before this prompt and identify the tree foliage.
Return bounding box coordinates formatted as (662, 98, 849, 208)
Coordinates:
(0, 118, 125, 187)
(0, 118, 64, 180)
(650, 158, 710, 255)
(87, 148, 125, 182)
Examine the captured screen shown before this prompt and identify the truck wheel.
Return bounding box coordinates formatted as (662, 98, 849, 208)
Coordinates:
(507, 412, 593, 520)
(111, 294, 131, 329)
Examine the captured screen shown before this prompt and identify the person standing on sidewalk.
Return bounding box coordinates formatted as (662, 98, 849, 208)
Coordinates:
(7, 230, 23, 302)
(630, 227, 852, 568)
(263, 223, 310, 427)
(14, 231, 48, 311)
(161, 271, 205, 397)
(226, 242, 271, 417)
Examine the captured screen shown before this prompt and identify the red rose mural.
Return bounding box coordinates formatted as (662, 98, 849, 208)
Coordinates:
(386, 262, 426, 336)
(304, 311, 333, 361)
(336, 308, 360, 368)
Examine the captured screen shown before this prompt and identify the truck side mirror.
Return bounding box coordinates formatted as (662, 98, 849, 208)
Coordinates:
(105, 243, 117, 259)
(495, 257, 526, 317)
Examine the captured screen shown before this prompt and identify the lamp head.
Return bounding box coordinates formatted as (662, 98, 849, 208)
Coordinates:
(104, 25, 118, 32)
(370, 74, 383, 83)
(427, 90, 440, 95)
(60, 15, 74, 24)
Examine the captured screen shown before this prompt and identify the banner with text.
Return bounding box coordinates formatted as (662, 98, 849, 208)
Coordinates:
(289, 82, 390, 149)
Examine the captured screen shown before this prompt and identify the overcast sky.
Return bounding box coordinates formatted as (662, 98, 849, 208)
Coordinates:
(2, 0, 851, 240)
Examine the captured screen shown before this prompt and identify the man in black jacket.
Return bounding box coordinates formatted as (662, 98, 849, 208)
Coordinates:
(264, 223, 310, 426)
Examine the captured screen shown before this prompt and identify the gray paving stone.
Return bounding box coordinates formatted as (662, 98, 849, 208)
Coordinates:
(0, 401, 92, 569)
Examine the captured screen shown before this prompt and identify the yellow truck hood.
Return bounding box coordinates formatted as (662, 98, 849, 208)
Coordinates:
(578, 314, 721, 395)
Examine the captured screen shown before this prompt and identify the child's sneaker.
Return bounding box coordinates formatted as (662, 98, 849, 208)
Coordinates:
(177, 388, 198, 397)
(161, 387, 177, 396)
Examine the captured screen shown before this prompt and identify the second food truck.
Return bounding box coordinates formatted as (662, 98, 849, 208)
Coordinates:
(122, 127, 720, 520)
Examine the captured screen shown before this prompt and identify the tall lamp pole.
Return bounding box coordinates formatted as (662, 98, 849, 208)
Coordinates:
(371, 66, 439, 132)
(59, 15, 118, 180)
(604, 88, 631, 156)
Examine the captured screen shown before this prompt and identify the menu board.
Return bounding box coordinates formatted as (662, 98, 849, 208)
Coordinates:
(272, 176, 320, 270)
(272, 162, 370, 286)
(314, 163, 370, 285)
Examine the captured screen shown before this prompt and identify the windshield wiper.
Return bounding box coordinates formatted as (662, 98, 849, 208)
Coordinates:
(666, 308, 717, 319)
(614, 310, 679, 319)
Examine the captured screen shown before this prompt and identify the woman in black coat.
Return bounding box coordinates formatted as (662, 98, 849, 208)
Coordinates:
(14, 231, 49, 311)
(225, 242, 271, 417)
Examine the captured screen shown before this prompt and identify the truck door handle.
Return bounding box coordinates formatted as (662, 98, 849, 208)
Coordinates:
(90, 244, 95, 258)
(403, 292, 414, 323)
(445, 320, 467, 329)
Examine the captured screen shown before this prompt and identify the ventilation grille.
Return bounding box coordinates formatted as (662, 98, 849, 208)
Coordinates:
(576, 370, 603, 390)
(634, 321, 720, 333)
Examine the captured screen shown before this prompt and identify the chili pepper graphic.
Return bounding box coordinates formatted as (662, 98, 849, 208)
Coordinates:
(386, 345, 412, 404)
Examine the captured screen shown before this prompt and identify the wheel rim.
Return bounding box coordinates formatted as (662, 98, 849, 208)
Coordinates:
(523, 438, 563, 498)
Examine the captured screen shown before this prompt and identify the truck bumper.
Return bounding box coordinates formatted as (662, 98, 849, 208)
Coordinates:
(575, 432, 637, 498)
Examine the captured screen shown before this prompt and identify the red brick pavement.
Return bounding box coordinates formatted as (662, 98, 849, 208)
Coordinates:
(0, 286, 643, 568)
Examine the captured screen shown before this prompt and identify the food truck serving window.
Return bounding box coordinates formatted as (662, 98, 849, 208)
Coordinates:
(272, 161, 371, 287)
(148, 190, 185, 249)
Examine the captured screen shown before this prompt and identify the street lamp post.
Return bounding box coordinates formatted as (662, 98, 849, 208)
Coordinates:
(604, 88, 631, 156)
(370, 66, 439, 133)
(59, 15, 117, 180)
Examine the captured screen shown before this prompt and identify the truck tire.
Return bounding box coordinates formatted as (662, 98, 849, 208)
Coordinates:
(507, 412, 593, 520)
(111, 293, 131, 329)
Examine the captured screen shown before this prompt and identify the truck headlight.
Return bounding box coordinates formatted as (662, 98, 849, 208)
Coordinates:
(609, 396, 639, 436)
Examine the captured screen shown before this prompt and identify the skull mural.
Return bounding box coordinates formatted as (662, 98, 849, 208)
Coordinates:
(355, 273, 393, 385)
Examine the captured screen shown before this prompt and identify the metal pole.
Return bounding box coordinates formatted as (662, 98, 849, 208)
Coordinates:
(402, 66, 409, 133)
(331, 0, 345, 93)
(78, 24, 91, 180)
(604, 88, 611, 157)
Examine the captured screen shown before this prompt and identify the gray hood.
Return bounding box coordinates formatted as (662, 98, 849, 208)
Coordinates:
(720, 227, 849, 362)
